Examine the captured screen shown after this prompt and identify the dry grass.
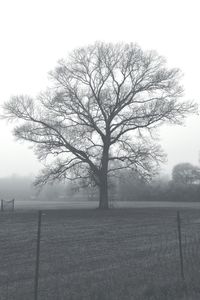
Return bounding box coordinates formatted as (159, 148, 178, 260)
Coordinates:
(0, 207, 200, 299)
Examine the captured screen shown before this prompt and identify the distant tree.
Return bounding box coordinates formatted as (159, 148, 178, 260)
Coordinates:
(3, 42, 196, 208)
(172, 163, 200, 185)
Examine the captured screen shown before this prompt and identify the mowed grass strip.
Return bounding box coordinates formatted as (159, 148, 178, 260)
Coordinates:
(1, 208, 200, 300)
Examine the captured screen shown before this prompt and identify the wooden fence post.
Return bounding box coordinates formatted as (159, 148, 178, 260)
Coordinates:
(177, 211, 185, 280)
(1, 199, 3, 212)
(12, 199, 14, 211)
(34, 210, 42, 300)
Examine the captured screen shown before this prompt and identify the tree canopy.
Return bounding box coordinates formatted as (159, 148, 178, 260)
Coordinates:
(3, 42, 196, 208)
(172, 163, 200, 185)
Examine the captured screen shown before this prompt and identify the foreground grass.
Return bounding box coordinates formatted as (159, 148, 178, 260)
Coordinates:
(1, 208, 200, 299)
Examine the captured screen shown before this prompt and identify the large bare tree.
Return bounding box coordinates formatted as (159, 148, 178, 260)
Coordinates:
(3, 42, 196, 208)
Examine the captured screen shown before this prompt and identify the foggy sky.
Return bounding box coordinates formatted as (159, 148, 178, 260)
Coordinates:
(0, 0, 200, 178)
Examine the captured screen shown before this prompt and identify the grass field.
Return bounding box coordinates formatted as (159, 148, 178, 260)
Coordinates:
(1, 207, 200, 300)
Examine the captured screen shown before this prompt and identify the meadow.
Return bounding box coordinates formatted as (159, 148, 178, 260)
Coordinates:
(1, 207, 200, 300)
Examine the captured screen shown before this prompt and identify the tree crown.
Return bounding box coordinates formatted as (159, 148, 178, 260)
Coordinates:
(3, 42, 197, 186)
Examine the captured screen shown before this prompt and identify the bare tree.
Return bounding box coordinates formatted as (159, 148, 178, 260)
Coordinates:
(3, 42, 196, 208)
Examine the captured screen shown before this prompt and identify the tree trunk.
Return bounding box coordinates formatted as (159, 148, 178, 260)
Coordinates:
(98, 175, 109, 209)
(98, 139, 110, 209)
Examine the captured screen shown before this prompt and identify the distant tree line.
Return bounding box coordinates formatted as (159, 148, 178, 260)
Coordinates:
(1, 162, 200, 203)
(110, 163, 200, 202)
(0, 175, 85, 202)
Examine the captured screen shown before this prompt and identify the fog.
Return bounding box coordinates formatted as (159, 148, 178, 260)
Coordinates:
(0, 174, 85, 202)
(0, 0, 200, 178)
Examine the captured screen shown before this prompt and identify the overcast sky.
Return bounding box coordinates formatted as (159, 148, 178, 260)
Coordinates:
(0, 0, 200, 178)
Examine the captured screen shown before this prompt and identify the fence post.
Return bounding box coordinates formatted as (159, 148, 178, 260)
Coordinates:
(177, 211, 184, 280)
(12, 199, 14, 211)
(34, 210, 42, 300)
(1, 199, 3, 212)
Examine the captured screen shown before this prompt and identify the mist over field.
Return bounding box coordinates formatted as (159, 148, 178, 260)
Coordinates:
(1, 169, 200, 205)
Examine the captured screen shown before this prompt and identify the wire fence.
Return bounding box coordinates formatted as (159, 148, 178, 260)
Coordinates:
(1, 208, 200, 299)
